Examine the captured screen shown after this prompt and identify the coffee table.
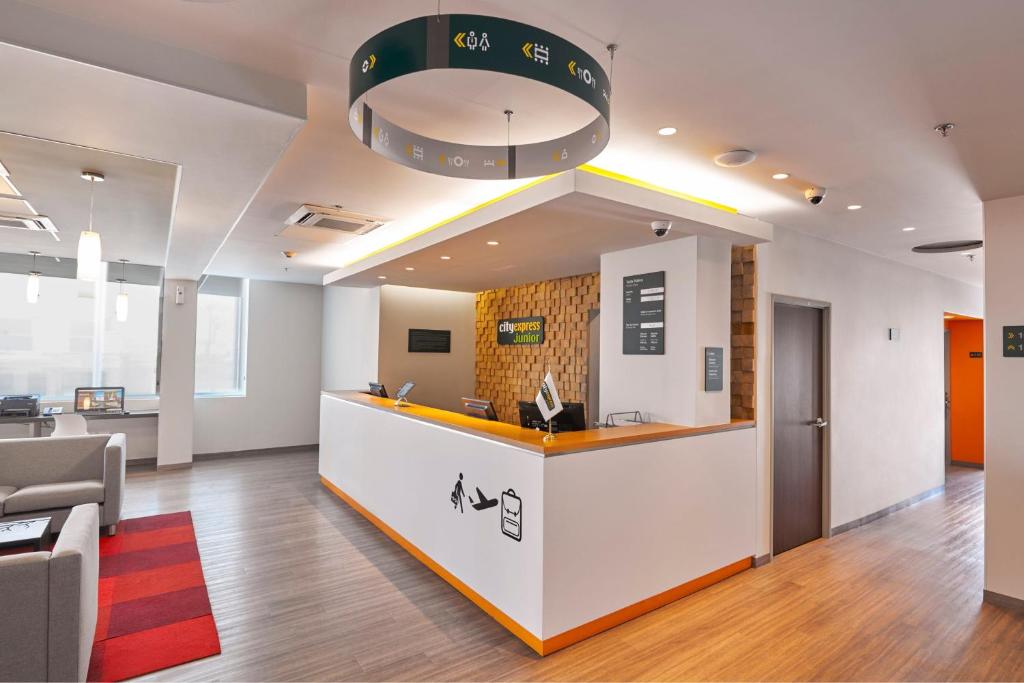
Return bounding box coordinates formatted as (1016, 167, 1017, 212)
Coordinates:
(0, 517, 52, 552)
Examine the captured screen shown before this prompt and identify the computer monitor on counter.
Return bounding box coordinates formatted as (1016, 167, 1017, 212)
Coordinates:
(517, 401, 587, 433)
(461, 397, 498, 421)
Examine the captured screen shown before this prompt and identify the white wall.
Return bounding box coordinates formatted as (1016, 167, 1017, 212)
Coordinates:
(193, 279, 322, 455)
(755, 226, 983, 555)
(983, 195, 1024, 601)
(321, 285, 380, 391)
(157, 279, 197, 467)
(378, 285, 476, 413)
(599, 235, 731, 427)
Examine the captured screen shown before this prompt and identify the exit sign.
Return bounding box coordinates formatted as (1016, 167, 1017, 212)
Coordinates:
(1005, 326, 1024, 357)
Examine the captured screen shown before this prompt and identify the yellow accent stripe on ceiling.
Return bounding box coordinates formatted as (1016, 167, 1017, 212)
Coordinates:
(338, 172, 561, 268)
(576, 164, 738, 214)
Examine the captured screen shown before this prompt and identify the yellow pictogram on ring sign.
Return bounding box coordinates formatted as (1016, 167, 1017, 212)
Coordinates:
(568, 60, 577, 76)
(454, 32, 467, 48)
(522, 42, 534, 59)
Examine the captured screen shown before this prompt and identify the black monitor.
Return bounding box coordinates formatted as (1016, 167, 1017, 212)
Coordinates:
(517, 401, 587, 433)
(461, 397, 498, 421)
(74, 387, 125, 414)
(368, 382, 388, 399)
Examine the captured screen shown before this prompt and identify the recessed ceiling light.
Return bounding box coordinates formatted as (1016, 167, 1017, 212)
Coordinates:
(657, 127, 677, 136)
(847, 204, 862, 211)
(377, 275, 387, 280)
(714, 149, 757, 167)
(944, 314, 955, 319)
(440, 255, 451, 260)
(404, 266, 415, 271)
(486, 240, 500, 246)
(903, 226, 917, 232)
(771, 172, 790, 180)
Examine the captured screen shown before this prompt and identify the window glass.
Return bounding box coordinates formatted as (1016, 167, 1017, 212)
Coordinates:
(194, 292, 243, 394)
(102, 282, 160, 396)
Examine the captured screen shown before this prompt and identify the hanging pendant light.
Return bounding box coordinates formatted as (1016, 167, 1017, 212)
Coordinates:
(115, 258, 129, 322)
(26, 250, 41, 304)
(77, 171, 105, 281)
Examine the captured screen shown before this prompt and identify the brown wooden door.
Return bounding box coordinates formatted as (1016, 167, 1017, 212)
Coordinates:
(773, 303, 824, 555)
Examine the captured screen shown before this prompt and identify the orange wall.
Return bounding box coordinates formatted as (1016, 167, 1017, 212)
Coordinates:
(948, 319, 984, 464)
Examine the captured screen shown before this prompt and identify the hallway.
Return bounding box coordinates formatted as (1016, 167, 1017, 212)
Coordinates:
(124, 458, 1019, 681)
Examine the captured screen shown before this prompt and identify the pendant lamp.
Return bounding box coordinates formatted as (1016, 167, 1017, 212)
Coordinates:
(77, 171, 104, 281)
(26, 250, 41, 304)
(115, 258, 129, 322)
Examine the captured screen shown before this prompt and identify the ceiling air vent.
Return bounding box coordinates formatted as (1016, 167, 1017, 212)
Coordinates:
(281, 204, 387, 243)
(0, 212, 60, 240)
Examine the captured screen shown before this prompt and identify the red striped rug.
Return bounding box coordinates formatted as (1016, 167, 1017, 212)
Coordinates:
(88, 511, 221, 682)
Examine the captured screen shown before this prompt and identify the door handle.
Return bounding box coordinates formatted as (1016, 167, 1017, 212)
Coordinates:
(811, 417, 828, 429)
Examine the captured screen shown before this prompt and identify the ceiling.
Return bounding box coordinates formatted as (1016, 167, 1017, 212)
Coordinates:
(3, 0, 1020, 286)
(0, 133, 177, 266)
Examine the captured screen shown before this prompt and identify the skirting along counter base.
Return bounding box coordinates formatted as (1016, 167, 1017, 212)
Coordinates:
(321, 475, 751, 656)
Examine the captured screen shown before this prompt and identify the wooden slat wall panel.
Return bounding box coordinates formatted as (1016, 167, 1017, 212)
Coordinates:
(731, 245, 757, 420)
(475, 273, 600, 424)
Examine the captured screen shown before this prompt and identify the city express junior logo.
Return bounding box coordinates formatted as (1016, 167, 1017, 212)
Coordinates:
(497, 316, 545, 345)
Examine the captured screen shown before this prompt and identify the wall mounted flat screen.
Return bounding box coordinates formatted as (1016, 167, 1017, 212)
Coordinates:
(408, 328, 451, 353)
(74, 386, 125, 414)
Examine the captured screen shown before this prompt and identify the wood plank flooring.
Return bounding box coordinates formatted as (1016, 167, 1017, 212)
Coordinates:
(124, 455, 1024, 681)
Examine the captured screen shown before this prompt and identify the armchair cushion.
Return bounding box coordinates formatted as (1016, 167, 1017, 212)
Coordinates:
(4, 480, 104, 515)
(0, 485, 17, 513)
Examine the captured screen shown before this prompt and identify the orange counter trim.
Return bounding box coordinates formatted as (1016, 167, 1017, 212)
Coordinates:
(320, 475, 751, 656)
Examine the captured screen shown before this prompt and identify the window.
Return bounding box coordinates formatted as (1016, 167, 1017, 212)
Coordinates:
(194, 280, 246, 396)
(0, 272, 159, 399)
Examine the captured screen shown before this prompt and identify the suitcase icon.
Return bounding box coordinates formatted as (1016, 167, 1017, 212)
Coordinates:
(501, 489, 522, 542)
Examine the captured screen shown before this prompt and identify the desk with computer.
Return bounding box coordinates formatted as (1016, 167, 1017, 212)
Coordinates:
(0, 387, 157, 437)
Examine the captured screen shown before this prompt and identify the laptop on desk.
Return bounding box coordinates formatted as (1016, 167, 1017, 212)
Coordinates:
(74, 387, 125, 415)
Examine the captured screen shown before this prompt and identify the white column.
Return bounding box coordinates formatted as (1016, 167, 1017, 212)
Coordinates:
(157, 278, 198, 468)
(983, 195, 1024, 603)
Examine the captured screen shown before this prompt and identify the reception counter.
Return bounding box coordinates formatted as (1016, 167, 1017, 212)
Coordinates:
(319, 390, 756, 655)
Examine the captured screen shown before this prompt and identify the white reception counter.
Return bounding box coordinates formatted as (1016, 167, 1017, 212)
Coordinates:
(319, 390, 756, 655)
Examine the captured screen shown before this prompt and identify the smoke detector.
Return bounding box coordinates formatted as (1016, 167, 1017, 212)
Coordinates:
(279, 204, 388, 244)
(714, 149, 757, 167)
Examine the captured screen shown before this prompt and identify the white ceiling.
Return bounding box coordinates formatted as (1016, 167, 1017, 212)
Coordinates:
(5, 0, 1021, 286)
(0, 133, 177, 266)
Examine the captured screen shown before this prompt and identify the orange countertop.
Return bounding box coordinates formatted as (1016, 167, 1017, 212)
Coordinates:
(323, 390, 754, 456)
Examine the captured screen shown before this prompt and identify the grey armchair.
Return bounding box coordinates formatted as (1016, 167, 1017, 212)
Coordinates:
(0, 434, 125, 534)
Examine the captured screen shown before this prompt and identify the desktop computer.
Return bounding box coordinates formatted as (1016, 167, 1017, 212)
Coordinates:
(517, 401, 587, 433)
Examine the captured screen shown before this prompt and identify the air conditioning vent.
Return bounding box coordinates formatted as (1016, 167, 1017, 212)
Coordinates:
(0, 212, 59, 240)
(285, 204, 387, 235)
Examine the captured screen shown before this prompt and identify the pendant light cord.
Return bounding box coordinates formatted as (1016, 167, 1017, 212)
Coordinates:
(505, 109, 513, 147)
(88, 178, 95, 232)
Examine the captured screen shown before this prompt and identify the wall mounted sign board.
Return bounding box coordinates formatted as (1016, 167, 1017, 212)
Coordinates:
(623, 271, 665, 355)
(705, 347, 724, 391)
(348, 14, 611, 179)
(1005, 326, 1024, 357)
(497, 316, 545, 345)
(408, 328, 452, 353)
(970, 351, 983, 358)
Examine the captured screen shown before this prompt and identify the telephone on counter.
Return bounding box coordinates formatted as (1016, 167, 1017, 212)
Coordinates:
(43, 406, 63, 416)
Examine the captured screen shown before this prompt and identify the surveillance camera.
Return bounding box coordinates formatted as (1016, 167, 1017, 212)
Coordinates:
(651, 220, 672, 237)
(804, 187, 827, 205)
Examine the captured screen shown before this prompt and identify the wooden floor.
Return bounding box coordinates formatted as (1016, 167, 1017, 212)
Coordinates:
(124, 454, 1024, 681)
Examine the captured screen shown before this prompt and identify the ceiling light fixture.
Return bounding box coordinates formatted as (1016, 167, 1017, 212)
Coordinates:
(487, 240, 500, 246)
(405, 266, 415, 271)
(440, 255, 452, 260)
(349, 15, 612, 179)
(77, 171, 105, 281)
(847, 204, 862, 211)
(713, 149, 757, 167)
(771, 172, 790, 180)
(903, 226, 917, 232)
(657, 127, 677, 136)
(377, 275, 387, 280)
(26, 251, 41, 304)
(115, 259, 129, 322)
(934, 123, 955, 138)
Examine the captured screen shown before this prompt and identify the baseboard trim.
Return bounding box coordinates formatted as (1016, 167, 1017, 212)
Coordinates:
(950, 460, 984, 470)
(194, 443, 318, 461)
(320, 475, 750, 656)
(156, 462, 192, 471)
(984, 590, 1024, 610)
(127, 457, 157, 468)
(752, 553, 772, 568)
(830, 484, 944, 536)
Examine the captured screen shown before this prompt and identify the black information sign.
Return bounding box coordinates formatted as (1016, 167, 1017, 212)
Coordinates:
(623, 271, 665, 355)
(348, 14, 611, 179)
(970, 351, 983, 359)
(705, 347, 724, 391)
(497, 316, 544, 345)
(1005, 326, 1024, 357)
(408, 329, 451, 353)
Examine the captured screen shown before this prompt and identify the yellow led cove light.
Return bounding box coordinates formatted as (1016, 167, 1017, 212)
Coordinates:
(576, 165, 738, 214)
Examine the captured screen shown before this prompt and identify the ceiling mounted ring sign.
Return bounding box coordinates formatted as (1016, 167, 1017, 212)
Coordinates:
(349, 14, 612, 179)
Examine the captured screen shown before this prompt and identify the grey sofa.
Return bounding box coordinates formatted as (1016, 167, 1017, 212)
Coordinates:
(0, 503, 100, 682)
(0, 434, 125, 534)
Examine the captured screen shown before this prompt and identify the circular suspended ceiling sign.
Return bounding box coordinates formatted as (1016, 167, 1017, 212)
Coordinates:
(912, 240, 983, 253)
(349, 14, 611, 180)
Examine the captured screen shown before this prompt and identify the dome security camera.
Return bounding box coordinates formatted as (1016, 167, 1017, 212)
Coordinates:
(651, 220, 673, 237)
(804, 187, 827, 205)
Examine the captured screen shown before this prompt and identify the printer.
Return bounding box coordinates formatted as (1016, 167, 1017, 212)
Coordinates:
(0, 394, 41, 417)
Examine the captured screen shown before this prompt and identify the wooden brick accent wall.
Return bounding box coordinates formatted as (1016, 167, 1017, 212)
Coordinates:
(731, 246, 757, 420)
(475, 274, 600, 424)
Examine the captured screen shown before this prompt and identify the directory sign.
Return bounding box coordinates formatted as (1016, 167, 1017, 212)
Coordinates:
(1005, 326, 1024, 357)
(623, 271, 665, 355)
(705, 347, 724, 391)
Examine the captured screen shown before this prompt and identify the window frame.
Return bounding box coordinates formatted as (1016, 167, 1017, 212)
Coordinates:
(193, 279, 248, 399)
